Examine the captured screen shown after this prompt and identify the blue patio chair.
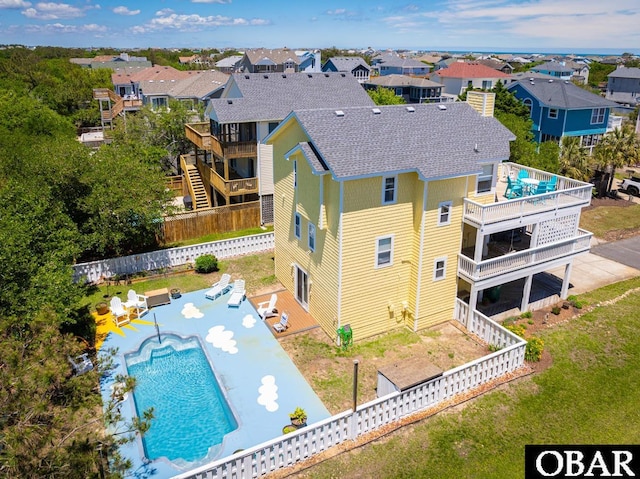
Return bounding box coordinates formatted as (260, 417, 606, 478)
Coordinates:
(546, 176, 558, 192)
(517, 170, 529, 183)
(505, 176, 523, 199)
(529, 181, 548, 204)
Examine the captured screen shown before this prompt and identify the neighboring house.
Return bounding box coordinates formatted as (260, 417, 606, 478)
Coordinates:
(530, 61, 574, 81)
(372, 53, 431, 76)
(215, 55, 244, 73)
(138, 70, 229, 110)
(434, 57, 458, 71)
(265, 97, 593, 341)
(430, 62, 511, 96)
(507, 78, 619, 153)
(606, 67, 640, 106)
(363, 74, 448, 103)
(474, 59, 514, 75)
(70, 52, 151, 70)
(508, 71, 556, 84)
(296, 50, 322, 72)
(182, 72, 375, 223)
(322, 56, 371, 83)
(237, 48, 300, 73)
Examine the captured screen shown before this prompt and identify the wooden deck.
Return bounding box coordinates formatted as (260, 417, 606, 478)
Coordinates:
(248, 289, 319, 338)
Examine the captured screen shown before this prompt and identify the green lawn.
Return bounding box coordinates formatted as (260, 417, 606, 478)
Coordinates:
(580, 203, 640, 239)
(290, 283, 640, 479)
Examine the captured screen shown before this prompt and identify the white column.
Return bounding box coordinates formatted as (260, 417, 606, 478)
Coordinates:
(467, 286, 479, 326)
(474, 229, 485, 263)
(560, 261, 573, 299)
(521, 275, 533, 312)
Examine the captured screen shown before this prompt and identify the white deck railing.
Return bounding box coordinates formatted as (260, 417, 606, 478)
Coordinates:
(173, 302, 526, 479)
(72, 233, 274, 283)
(457, 229, 592, 281)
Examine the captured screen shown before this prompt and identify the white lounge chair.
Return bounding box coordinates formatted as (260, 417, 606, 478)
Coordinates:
(272, 312, 289, 333)
(205, 273, 232, 300)
(124, 289, 148, 318)
(227, 279, 246, 307)
(68, 353, 93, 375)
(256, 293, 278, 319)
(110, 296, 130, 327)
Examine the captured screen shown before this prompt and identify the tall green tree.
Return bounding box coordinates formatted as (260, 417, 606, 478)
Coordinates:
(367, 86, 406, 105)
(593, 125, 640, 193)
(559, 136, 590, 181)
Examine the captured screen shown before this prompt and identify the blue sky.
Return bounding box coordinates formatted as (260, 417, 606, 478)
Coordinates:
(1, 0, 639, 53)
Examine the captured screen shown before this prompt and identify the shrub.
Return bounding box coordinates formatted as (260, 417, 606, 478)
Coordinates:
(488, 344, 503, 352)
(573, 301, 583, 309)
(525, 337, 544, 362)
(567, 295, 578, 303)
(551, 306, 561, 315)
(520, 311, 533, 319)
(505, 324, 526, 338)
(194, 254, 218, 273)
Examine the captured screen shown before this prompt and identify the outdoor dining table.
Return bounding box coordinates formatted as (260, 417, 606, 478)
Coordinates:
(519, 177, 539, 195)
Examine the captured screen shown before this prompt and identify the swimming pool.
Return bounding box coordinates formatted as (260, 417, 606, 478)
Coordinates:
(100, 290, 331, 478)
(125, 334, 237, 464)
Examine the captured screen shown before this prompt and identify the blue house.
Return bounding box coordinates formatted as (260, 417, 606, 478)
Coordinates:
(507, 79, 618, 153)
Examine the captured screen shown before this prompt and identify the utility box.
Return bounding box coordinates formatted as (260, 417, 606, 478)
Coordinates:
(376, 359, 443, 398)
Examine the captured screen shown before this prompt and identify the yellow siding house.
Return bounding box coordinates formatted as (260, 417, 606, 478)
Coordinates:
(266, 102, 515, 342)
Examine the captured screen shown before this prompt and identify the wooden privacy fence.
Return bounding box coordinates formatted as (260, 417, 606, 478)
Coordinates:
(173, 300, 526, 479)
(72, 232, 274, 284)
(160, 201, 261, 244)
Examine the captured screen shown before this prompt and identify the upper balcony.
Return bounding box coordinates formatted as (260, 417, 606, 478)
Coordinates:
(182, 154, 259, 198)
(185, 122, 257, 160)
(464, 163, 592, 231)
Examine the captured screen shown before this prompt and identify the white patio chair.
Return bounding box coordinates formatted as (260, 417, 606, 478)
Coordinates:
(257, 293, 278, 319)
(272, 312, 289, 333)
(110, 296, 130, 327)
(124, 289, 149, 318)
(227, 279, 246, 307)
(205, 273, 232, 300)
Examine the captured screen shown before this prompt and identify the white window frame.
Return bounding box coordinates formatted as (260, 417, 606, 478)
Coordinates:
(382, 175, 397, 205)
(308, 222, 316, 252)
(293, 160, 297, 189)
(294, 213, 301, 239)
(548, 108, 558, 119)
(375, 235, 394, 268)
(477, 163, 494, 194)
(590, 107, 606, 124)
(433, 256, 447, 281)
(438, 201, 452, 226)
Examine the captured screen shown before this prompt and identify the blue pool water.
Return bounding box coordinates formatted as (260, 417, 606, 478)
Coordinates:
(125, 334, 238, 463)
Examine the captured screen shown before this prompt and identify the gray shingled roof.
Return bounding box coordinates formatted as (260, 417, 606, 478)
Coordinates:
(608, 67, 640, 79)
(532, 61, 573, 73)
(365, 74, 442, 88)
(323, 56, 370, 72)
(289, 103, 514, 181)
(209, 72, 374, 123)
(508, 79, 618, 109)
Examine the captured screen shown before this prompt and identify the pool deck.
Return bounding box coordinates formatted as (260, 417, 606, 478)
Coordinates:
(98, 288, 331, 479)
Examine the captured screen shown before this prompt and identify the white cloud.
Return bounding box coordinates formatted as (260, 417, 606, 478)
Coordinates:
(205, 325, 238, 354)
(132, 10, 270, 33)
(113, 5, 139, 16)
(256, 375, 279, 412)
(242, 314, 257, 328)
(22, 2, 84, 20)
(0, 0, 31, 8)
(181, 302, 204, 319)
(24, 22, 107, 33)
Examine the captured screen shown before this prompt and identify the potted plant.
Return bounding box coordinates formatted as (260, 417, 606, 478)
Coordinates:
(95, 302, 109, 316)
(289, 407, 307, 428)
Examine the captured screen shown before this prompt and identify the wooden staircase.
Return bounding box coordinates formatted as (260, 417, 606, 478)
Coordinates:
(185, 164, 211, 209)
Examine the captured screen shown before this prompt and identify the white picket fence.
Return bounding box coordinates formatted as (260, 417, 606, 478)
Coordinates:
(72, 233, 275, 283)
(173, 299, 526, 479)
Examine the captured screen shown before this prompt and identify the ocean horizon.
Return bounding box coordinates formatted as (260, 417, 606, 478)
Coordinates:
(403, 47, 640, 56)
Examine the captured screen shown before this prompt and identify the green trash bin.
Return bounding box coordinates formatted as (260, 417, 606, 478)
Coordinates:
(337, 324, 353, 349)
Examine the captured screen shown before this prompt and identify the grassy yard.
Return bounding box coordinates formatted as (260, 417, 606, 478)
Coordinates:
(580, 203, 640, 239)
(81, 251, 278, 313)
(287, 279, 640, 479)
